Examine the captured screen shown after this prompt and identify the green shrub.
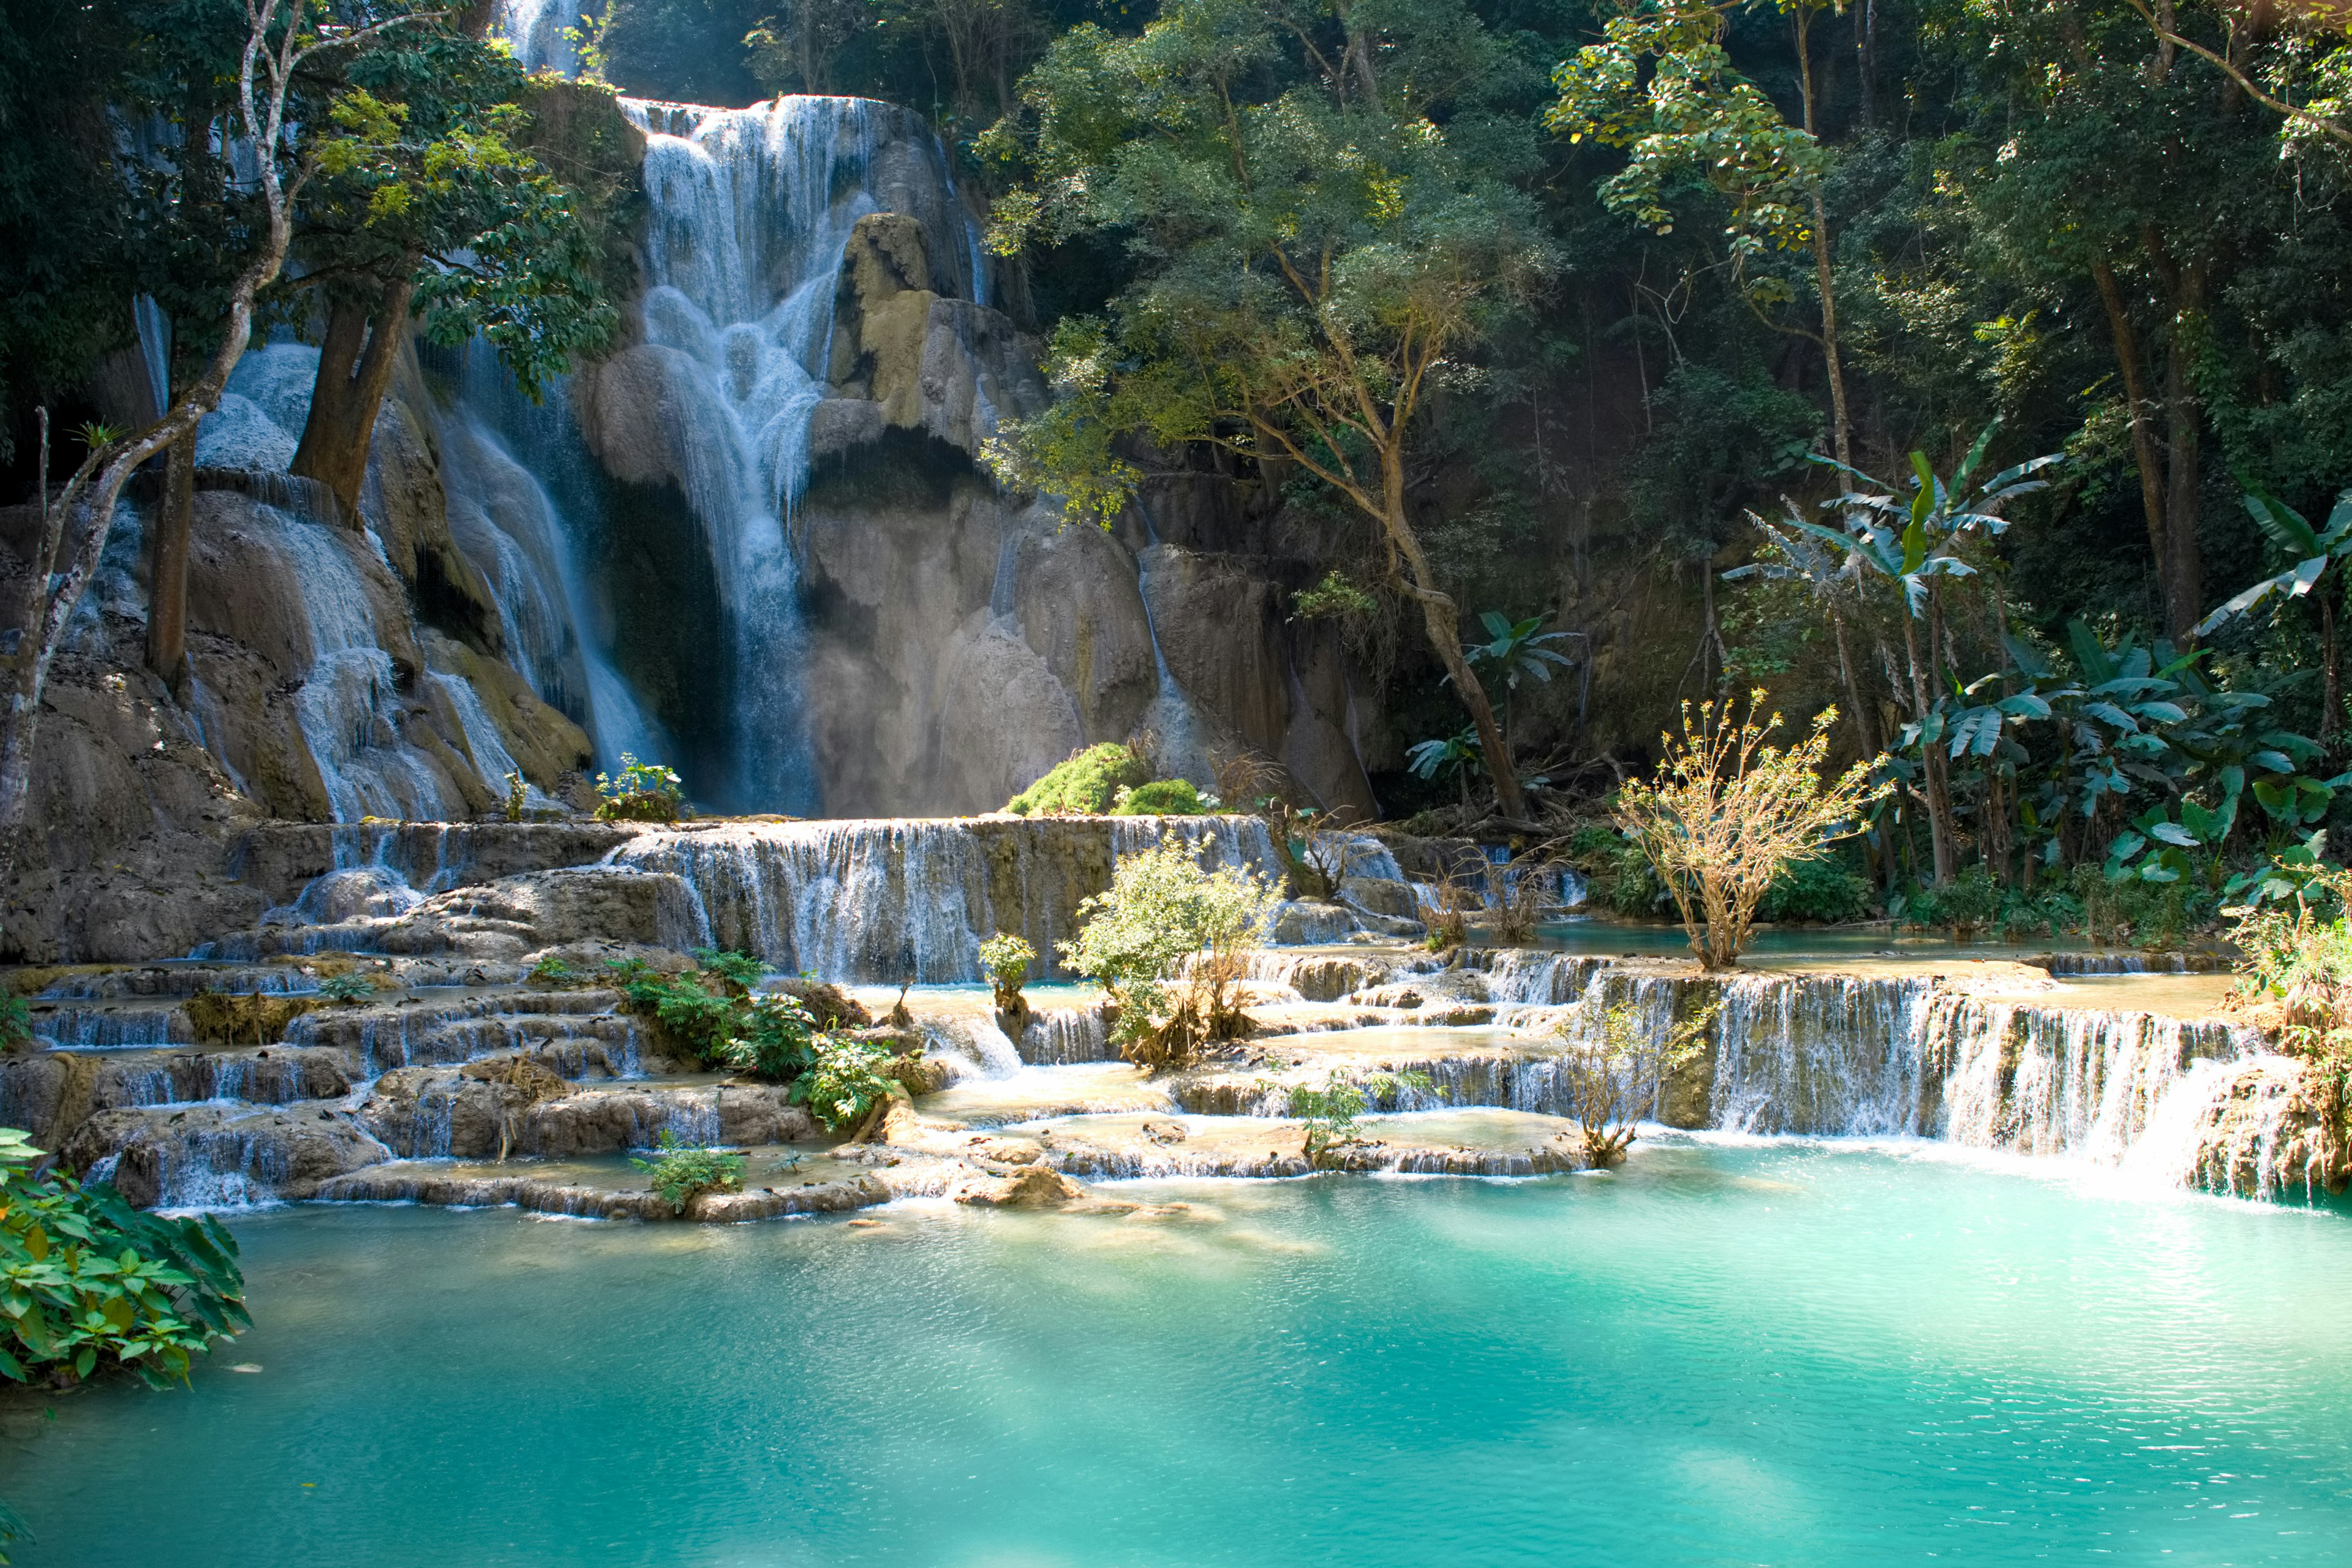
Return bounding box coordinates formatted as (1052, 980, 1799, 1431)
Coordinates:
(1112, 778, 1205, 815)
(0, 1126, 249, 1388)
(620, 971, 738, 1065)
(317, 973, 377, 1005)
(1283, 1069, 1433, 1166)
(1005, 742, 1152, 815)
(1758, 852, 1874, 924)
(978, 932, 1036, 1011)
(792, 1035, 899, 1132)
(630, 1129, 745, 1212)
(1060, 832, 1281, 1070)
(716, 993, 820, 1080)
(594, 753, 685, 823)
(1564, 823, 1667, 916)
(525, 956, 585, 989)
(1907, 865, 2005, 939)
(692, 948, 769, 995)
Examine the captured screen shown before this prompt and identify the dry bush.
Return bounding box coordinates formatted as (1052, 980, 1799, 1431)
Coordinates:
(1615, 690, 1888, 970)
(1556, 998, 1721, 1166)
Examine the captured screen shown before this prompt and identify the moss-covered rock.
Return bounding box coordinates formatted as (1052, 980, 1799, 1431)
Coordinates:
(1112, 778, 1204, 815)
(1005, 742, 1153, 815)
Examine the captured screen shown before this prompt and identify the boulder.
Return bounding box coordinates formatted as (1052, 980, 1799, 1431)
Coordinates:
(62, 1102, 392, 1207)
(954, 1163, 1088, 1208)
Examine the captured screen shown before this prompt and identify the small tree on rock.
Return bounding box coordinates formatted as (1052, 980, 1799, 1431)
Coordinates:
(1556, 997, 1720, 1167)
(1614, 690, 1887, 970)
(1059, 833, 1280, 1071)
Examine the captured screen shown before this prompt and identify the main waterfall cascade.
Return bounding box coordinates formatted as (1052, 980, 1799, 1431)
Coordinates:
(611, 94, 990, 811)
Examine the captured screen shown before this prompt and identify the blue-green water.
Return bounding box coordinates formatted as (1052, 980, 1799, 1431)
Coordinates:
(6, 1142, 2350, 1566)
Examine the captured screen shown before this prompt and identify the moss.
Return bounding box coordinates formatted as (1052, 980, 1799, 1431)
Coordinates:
(184, 990, 318, 1046)
(1113, 778, 1204, 815)
(1005, 742, 1153, 815)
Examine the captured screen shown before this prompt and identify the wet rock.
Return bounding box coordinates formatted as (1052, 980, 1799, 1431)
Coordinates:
(954, 1164, 1087, 1208)
(62, 1102, 392, 1207)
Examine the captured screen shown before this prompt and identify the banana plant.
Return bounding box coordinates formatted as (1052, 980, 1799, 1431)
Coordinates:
(2105, 773, 2241, 886)
(2198, 482, 2352, 745)
(1407, 727, 1483, 808)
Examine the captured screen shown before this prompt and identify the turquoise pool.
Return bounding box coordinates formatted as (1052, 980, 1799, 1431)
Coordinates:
(5, 1141, 2348, 1565)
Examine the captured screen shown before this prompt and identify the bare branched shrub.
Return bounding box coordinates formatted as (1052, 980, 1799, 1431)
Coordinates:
(1425, 878, 1477, 951)
(1614, 691, 1888, 970)
(1556, 998, 1721, 1166)
(1481, 849, 1561, 946)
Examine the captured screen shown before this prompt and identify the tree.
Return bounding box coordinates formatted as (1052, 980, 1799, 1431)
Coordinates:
(1555, 997, 1718, 1166)
(1613, 689, 1887, 968)
(1763, 429, 2060, 880)
(285, 34, 619, 517)
(1058, 831, 1280, 1071)
(1548, 0, 1858, 477)
(980, 0, 1556, 819)
(3, 0, 433, 843)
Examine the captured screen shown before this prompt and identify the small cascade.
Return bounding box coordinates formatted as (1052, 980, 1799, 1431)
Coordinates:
(490, 0, 597, 76)
(1020, 1006, 1114, 1065)
(611, 815, 1284, 982)
(914, 1014, 1026, 1079)
(1924, 993, 2253, 1163)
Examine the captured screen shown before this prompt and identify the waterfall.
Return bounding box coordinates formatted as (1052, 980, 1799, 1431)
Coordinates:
(616, 96, 986, 809)
(434, 347, 669, 769)
(491, 0, 598, 76)
(612, 815, 1285, 982)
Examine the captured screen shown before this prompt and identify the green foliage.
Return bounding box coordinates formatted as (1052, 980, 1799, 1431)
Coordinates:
(316, 973, 377, 1005)
(594, 754, 685, 823)
(715, 993, 820, 1082)
(791, 1035, 898, 1133)
(1463, 611, 1574, 697)
(620, 970, 738, 1065)
(1757, 852, 1873, 925)
(526, 956, 586, 989)
(692, 948, 770, 996)
(1005, 742, 1152, 815)
(0, 1126, 249, 1389)
(502, 772, 527, 823)
(1283, 1069, 1435, 1167)
(0, 997, 31, 1054)
(1564, 823, 1668, 918)
(1907, 865, 2005, 940)
(1112, 779, 1204, 816)
(1292, 570, 1378, 621)
(1059, 832, 1281, 1068)
(630, 1129, 745, 1213)
(1548, 0, 1823, 261)
(978, 932, 1037, 1012)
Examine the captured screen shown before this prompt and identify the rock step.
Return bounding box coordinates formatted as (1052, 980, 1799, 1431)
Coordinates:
(357, 1074, 818, 1160)
(312, 1164, 891, 1222)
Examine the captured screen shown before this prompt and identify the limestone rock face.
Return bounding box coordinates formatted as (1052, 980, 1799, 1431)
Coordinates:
(61, 1102, 393, 1207)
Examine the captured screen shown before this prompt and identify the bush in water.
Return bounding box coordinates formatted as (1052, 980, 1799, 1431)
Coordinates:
(0, 1126, 249, 1389)
(1060, 832, 1280, 1071)
(631, 1129, 746, 1213)
(717, 993, 821, 1082)
(792, 1035, 899, 1134)
(594, 753, 685, 823)
(978, 932, 1036, 1014)
(1613, 691, 1887, 969)
(1283, 1069, 1434, 1167)
(1555, 1000, 1719, 1167)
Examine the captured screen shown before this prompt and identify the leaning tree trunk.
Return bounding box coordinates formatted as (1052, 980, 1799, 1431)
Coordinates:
(290, 271, 418, 521)
(1378, 462, 1528, 821)
(145, 426, 196, 696)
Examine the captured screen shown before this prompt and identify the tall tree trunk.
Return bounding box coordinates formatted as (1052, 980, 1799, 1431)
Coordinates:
(290, 271, 418, 521)
(1830, 608, 1879, 757)
(1793, 6, 1854, 475)
(2090, 255, 2204, 643)
(1900, 612, 1956, 882)
(145, 426, 195, 697)
(2157, 258, 2206, 641)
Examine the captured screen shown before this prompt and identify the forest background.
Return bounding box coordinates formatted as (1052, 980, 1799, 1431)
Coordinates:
(7, 0, 2352, 929)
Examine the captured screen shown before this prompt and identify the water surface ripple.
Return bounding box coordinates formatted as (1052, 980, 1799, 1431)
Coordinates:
(4, 1141, 2347, 1566)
